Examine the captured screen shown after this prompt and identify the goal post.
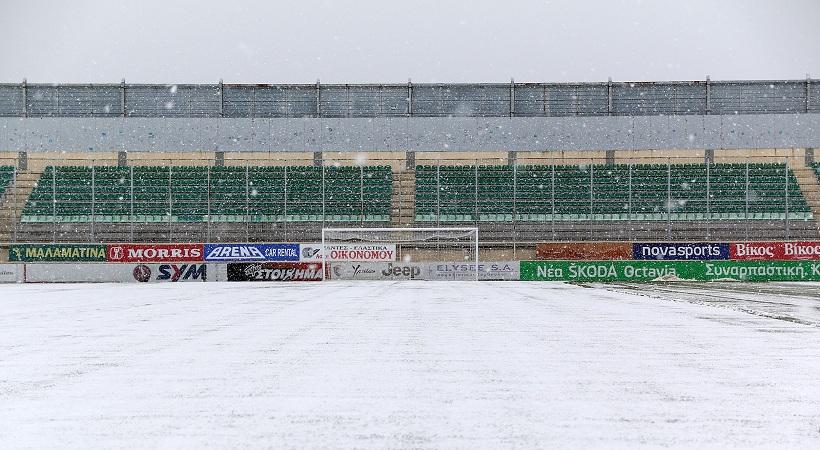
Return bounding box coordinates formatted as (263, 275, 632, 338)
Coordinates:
(320, 227, 479, 281)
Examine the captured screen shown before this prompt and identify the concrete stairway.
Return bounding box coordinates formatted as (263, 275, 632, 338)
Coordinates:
(0, 169, 41, 243)
(789, 164, 820, 232)
(391, 170, 415, 227)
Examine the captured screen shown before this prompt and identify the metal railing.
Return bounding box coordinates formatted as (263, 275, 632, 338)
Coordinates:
(1, 78, 818, 118)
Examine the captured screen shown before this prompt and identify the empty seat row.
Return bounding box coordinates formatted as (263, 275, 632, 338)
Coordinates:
(416, 163, 812, 222)
(22, 165, 392, 223)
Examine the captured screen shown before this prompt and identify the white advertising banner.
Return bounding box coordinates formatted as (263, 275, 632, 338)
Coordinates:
(299, 243, 324, 262)
(0, 264, 21, 283)
(323, 244, 396, 262)
(426, 261, 520, 281)
(326, 262, 424, 280)
(25, 263, 210, 283)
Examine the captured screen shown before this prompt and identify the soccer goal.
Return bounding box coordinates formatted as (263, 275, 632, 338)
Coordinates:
(321, 227, 479, 281)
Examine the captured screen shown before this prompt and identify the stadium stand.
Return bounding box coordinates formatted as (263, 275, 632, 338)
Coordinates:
(21, 165, 392, 223)
(416, 163, 812, 222)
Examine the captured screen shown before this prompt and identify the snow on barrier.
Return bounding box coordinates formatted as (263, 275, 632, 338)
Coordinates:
(24, 263, 212, 283)
(520, 260, 820, 282)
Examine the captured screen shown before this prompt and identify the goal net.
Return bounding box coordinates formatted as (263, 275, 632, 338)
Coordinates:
(321, 227, 479, 281)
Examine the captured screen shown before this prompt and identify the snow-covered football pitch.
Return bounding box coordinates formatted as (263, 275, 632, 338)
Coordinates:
(2, 281, 820, 449)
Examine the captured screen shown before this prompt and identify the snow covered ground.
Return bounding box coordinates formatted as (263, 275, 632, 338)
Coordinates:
(1, 281, 820, 449)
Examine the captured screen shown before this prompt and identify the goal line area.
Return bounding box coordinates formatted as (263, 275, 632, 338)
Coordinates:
(321, 227, 482, 281)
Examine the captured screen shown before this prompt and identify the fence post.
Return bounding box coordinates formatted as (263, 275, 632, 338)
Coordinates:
(745, 161, 750, 240)
(91, 165, 96, 241)
(705, 162, 711, 239)
(667, 159, 671, 240)
(206, 165, 211, 242)
(52, 167, 56, 242)
(129, 165, 134, 242)
(785, 162, 790, 239)
(551, 161, 555, 241)
(284, 165, 289, 241)
(168, 166, 173, 243)
(245, 164, 250, 242)
(628, 162, 633, 241)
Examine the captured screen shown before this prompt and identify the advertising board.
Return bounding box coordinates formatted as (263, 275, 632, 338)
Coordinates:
(8, 244, 107, 262)
(203, 243, 300, 262)
(0, 264, 21, 283)
(535, 242, 632, 260)
(24, 263, 208, 283)
(299, 243, 324, 262)
(730, 242, 820, 260)
(326, 262, 425, 280)
(633, 243, 729, 260)
(107, 243, 204, 263)
(520, 260, 820, 282)
(426, 261, 520, 281)
(226, 262, 323, 281)
(323, 244, 396, 262)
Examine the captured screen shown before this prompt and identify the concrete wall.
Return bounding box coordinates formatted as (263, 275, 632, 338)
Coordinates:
(2, 114, 819, 153)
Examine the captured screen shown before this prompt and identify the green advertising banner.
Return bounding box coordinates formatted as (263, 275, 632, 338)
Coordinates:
(520, 260, 820, 282)
(8, 244, 107, 262)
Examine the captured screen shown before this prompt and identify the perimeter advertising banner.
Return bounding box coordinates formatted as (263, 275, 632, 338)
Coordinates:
(107, 243, 204, 263)
(730, 242, 820, 260)
(299, 243, 324, 262)
(203, 243, 300, 262)
(326, 262, 425, 280)
(427, 261, 520, 281)
(520, 260, 820, 282)
(8, 244, 107, 262)
(535, 242, 632, 260)
(24, 263, 209, 283)
(226, 262, 323, 281)
(323, 244, 396, 262)
(632, 243, 729, 260)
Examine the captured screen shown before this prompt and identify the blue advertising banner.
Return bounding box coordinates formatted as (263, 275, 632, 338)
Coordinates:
(204, 244, 300, 262)
(632, 242, 730, 260)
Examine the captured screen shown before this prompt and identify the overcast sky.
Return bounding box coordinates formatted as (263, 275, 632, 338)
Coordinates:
(1, 0, 818, 84)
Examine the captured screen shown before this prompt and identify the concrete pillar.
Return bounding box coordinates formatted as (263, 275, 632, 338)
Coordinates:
(406, 151, 416, 170)
(17, 151, 27, 171)
(805, 148, 814, 167)
(605, 150, 615, 165)
(705, 149, 714, 165)
(117, 151, 127, 167)
(215, 151, 225, 167)
(313, 151, 323, 167)
(508, 151, 517, 167)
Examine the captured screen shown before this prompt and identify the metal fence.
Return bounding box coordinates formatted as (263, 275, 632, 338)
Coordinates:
(0, 151, 816, 247)
(0, 79, 818, 118)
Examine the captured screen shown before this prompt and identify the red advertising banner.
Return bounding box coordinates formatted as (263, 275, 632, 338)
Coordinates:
(535, 242, 632, 260)
(730, 242, 820, 260)
(107, 243, 204, 263)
